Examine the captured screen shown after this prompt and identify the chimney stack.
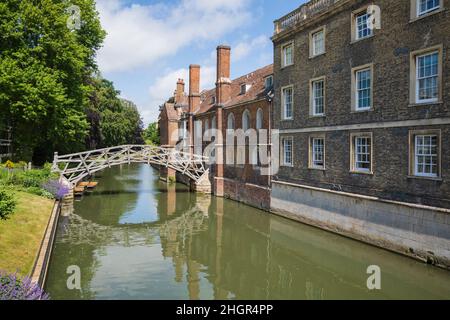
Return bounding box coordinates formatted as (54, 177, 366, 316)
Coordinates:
(175, 78, 185, 105)
(216, 45, 231, 105)
(189, 65, 201, 113)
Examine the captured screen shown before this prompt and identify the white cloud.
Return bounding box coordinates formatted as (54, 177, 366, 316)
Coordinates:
(232, 35, 270, 62)
(96, 0, 253, 73)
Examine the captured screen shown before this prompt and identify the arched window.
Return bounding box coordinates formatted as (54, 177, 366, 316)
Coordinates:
(242, 110, 250, 131)
(227, 113, 235, 130)
(256, 108, 263, 130)
(212, 116, 216, 130)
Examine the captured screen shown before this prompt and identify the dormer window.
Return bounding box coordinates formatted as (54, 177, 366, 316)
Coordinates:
(265, 76, 273, 89)
(211, 96, 216, 104)
(240, 84, 247, 95)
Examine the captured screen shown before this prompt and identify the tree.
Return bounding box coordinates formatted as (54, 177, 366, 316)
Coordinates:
(144, 122, 160, 146)
(0, 0, 106, 163)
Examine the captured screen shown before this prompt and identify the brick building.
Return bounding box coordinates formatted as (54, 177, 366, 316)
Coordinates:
(272, 0, 449, 208)
(270, 0, 450, 267)
(158, 46, 274, 209)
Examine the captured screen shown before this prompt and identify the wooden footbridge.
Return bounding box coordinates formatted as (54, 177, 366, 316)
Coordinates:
(52, 145, 210, 190)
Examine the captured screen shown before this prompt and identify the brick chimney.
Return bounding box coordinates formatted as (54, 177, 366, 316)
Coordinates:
(175, 78, 185, 105)
(216, 45, 231, 105)
(189, 65, 201, 113)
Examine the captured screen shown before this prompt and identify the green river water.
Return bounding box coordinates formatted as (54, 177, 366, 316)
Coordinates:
(44, 164, 450, 300)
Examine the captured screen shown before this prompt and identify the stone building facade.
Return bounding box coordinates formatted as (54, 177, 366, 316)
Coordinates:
(273, 0, 450, 208)
(158, 46, 273, 209)
(271, 0, 450, 267)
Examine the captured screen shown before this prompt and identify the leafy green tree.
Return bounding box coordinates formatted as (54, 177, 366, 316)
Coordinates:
(0, 0, 106, 163)
(144, 122, 160, 146)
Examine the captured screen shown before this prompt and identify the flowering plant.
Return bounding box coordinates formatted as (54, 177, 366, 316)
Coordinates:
(0, 271, 50, 300)
(42, 180, 70, 200)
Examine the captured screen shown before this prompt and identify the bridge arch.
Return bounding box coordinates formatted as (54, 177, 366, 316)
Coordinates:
(52, 145, 210, 190)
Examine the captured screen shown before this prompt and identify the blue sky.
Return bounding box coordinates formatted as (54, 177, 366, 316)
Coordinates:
(95, 0, 306, 125)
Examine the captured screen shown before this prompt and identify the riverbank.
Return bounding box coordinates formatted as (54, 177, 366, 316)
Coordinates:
(0, 191, 54, 276)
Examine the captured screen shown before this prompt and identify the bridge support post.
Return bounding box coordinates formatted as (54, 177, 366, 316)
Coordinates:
(191, 172, 211, 194)
(159, 146, 177, 183)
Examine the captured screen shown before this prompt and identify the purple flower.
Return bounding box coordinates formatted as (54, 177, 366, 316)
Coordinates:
(42, 180, 70, 200)
(0, 271, 50, 300)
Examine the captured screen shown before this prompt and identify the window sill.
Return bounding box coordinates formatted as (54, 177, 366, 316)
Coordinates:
(281, 118, 294, 121)
(351, 108, 373, 113)
(309, 166, 326, 171)
(309, 52, 326, 59)
(409, 101, 443, 107)
(309, 114, 326, 118)
(350, 34, 374, 45)
(407, 175, 442, 182)
(281, 164, 294, 168)
(410, 8, 445, 23)
(350, 170, 373, 175)
(280, 64, 294, 70)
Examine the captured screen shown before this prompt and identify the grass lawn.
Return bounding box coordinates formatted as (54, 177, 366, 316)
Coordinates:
(0, 191, 54, 276)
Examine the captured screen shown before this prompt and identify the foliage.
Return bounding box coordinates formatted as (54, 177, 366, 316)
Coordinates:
(0, 162, 57, 199)
(0, 189, 16, 220)
(42, 180, 70, 200)
(144, 122, 160, 146)
(0, 271, 49, 300)
(4, 160, 14, 170)
(86, 78, 144, 148)
(0, 0, 105, 163)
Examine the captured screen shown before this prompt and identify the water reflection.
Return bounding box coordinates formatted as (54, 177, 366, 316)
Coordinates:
(45, 164, 450, 300)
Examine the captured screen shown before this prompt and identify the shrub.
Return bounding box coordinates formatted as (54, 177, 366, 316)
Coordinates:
(0, 189, 16, 220)
(0, 271, 50, 300)
(42, 180, 70, 200)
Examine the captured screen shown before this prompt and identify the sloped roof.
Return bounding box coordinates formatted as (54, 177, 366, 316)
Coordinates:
(196, 64, 273, 115)
(163, 102, 179, 121)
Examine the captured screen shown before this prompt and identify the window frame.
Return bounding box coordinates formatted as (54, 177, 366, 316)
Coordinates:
(310, 76, 326, 117)
(309, 26, 326, 58)
(281, 85, 294, 121)
(309, 135, 326, 170)
(409, 45, 443, 105)
(281, 137, 294, 167)
(265, 75, 273, 89)
(351, 64, 374, 112)
(410, 0, 443, 20)
(417, 0, 441, 16)
(409, 129, 441, 179)
(281, 41, 294, 68)
(351, 6, 374, 43)
(350, 132, 374, 175)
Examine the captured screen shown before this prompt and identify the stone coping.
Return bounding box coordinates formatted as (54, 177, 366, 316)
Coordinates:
(272, 180, 450, 215)
(30, 200, 61, 287)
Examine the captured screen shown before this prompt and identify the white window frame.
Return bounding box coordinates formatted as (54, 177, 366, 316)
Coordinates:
(417, 0, 440, 16)
(350, 133, 373, 174)
(355, 10, 373, 40)
(311, 78, 325, 116)
(355, 67, 372, 111)
(309, 136, 325, 170)
(281, 42, 294, 68)
(414, 135, 439, 177)
(312, 29, 325, 56)
(282, 137, 293, 167)
(415, 51, 439, 104)
(281, 86, 294, 120)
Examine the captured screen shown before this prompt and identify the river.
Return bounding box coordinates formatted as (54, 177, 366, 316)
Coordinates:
(44, 164, 450, 299)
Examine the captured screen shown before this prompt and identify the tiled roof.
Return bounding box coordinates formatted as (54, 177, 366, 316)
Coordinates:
(163, 102, 179, 121)
(196, 64, 273, 115)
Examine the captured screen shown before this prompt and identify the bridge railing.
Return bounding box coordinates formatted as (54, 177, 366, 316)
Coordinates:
(52, 145, 210, 187)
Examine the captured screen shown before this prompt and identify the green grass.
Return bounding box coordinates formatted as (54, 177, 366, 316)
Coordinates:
(0, 190, 54, 276)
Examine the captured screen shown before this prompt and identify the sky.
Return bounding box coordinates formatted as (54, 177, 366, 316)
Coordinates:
(94, 0, 306, 125)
